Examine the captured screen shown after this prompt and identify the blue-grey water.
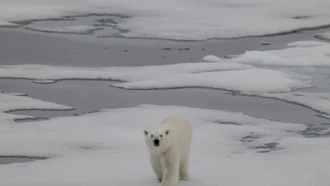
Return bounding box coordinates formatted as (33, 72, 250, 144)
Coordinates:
(1, 16, 330, 164)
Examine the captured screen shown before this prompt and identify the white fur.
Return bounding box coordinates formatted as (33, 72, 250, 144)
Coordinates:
(144, 115, 192, 186)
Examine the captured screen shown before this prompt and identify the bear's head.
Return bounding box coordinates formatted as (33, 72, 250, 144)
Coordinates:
(144, 129, 170, 153)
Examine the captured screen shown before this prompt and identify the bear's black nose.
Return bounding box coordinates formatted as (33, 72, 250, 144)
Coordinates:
(154, 139, 160, 146)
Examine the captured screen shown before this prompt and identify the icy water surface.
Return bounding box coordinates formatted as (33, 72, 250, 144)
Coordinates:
(0, 156, 48, 165)
(1, 79, 328, 126)
(1, 15, 330, 167)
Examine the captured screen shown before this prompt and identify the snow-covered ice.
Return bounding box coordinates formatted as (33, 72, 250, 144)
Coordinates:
(0, 92, 72, 124)
(0, 63, 253, 82)
(0, 21, 17, 27)
(1, 102, 330, 186)
(245, 92, 330, 115)
(1, 40, 329, 114)
(112, 68, 311, 93)
(0, 92, 72, 113)
(202, 55, 222, 62)
(287, 41, 327, 48)
(233, 41, 330, 66)
(315, 32, 330, 41)
(0, 63, 310, 93)
(1, 1, 330, 185)
(1, 0, 330, 40)
(33, 79, 57, 84)
(1, 92, 28, 96)
(24, 25, 101, 34)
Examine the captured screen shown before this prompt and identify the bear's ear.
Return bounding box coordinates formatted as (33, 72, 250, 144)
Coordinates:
(165, 130, 170, 135)
(144, 130, 148, 136)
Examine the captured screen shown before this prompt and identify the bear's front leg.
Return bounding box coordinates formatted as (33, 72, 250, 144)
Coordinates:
(161, 153, 179, 186)
(149, 152, 163, 182)
(161, 166, 179, 186)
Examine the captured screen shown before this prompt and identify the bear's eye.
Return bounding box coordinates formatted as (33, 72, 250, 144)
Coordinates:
(160, 135, 163, 137)
(151, 135, 153, 137)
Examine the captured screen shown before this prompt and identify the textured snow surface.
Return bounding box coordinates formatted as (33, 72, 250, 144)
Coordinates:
(315, 32, 330, 41)
(246, 92, 330, 115)
(1, 0, 330, 40)
(112, 68, 311, 93)
(1, 103, 330, 186)
(0, 63, 311, 93)
(32, 79, 57, 84)
(0, 21, 17, 26)
(0, 62, 253, 81)
(0, 92, 72, 113)
(0, 92, 72, 124)
(233, 41, 330, 66)
(202, 55, 222, 62)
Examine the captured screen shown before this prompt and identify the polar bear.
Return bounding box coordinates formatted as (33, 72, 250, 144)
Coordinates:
(144, 114, 193, 186)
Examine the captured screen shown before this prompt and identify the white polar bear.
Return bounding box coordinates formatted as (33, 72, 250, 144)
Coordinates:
(144, 114, 193, 186)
